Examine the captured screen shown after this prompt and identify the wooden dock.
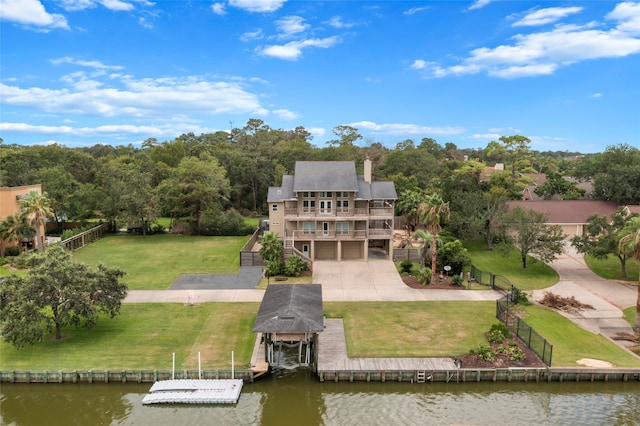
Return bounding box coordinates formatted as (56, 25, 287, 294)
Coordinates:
(317, 318, 456, 382)
(142, 379, 243, 404)
(250, 333, 270, 379)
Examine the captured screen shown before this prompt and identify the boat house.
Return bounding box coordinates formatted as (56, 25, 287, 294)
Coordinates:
(252, 284, 324, 371)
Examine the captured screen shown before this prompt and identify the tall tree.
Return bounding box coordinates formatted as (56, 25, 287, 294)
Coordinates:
(417, 194, 450, 277)
(618, 216, 640, 330)
(501, 207, 566, 268)
(0, 245, 127, 347)
(534, 171, 585, 200)
(159, 153, 230, 234)
(572, 209, 637, 278)
(396, 189, 428, 235)
(120, 164, 158, 236)
(19, 190, 53, 252)
(572, 143, 640, 204)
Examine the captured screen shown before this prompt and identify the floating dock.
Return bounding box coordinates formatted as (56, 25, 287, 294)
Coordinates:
(141, 379, 243, 405)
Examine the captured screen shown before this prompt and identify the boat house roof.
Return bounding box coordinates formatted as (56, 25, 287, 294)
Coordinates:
(252, 284, 324, 334)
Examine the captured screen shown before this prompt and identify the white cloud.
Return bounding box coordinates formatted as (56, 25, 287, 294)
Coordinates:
(275, 16, 309, 37)
(258, 36, 340, 60)
(589, 92, 602, 98)
(60, 0, 145, 12)
(0, 0, 69, 30)
(272, 109, 299, 120)
(469, 133, 501, 140)
(607, 1, 640, 35)
(468, 0, 492, 11)
(410, 60, 427, 70)
(51, 56, 124, 70)
(513, 7, 583, 27)
(324, 16, 356, 28)
(211, 3, 226, 15)
(349, 121, 465, 136)
(308, 127, 326, 140)
(0, 71, 266, 119)
(414, 4, 640, 79)
(228, 0, 286, 13)
(403, 7, 429, 16)
(240, 28, 264, 42)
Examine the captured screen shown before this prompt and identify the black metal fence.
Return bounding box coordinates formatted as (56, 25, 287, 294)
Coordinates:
(496, 297, 553, 366)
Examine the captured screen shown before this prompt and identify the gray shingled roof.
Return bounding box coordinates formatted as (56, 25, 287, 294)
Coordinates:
(252, 284, 324, 334)
(293, 161, 359, 192)
(267, 175, 295, 202)
(269, 161, 397, 201)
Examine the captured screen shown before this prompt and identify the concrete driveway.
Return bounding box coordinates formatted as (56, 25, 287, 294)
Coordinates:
(312, 259, 501, 302)
(530, 244, 637, 347)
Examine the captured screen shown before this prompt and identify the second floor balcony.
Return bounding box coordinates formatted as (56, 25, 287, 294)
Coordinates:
(284, 205, 393, 219)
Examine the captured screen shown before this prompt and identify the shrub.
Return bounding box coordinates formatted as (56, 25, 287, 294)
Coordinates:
(451, 274, 464, 286)
(488, 323, 511, 342)
(498, 343, 524, 361)
(284, 255, 308, 277)
(3, 246, 21, 257)
(437, 240, 471, 275)
(400, 260, 413, 274)
(199, 210, 255, 236)
(470, 344, 496, 362)
(416, 267, 431, 285)
(265, 259, 282, 277)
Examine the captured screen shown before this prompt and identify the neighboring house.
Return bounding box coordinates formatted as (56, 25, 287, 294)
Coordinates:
(0, 184, 44, 252)
(267, 159, 397, 261)
(506, 200, 624, 239)
(521, 174, 593, 201)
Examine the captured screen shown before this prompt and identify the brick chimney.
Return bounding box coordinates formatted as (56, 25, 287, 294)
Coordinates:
(364, 157, 372, 183)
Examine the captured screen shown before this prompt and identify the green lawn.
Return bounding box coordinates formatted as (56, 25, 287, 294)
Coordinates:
(584, 254, 640, 282)
(623, 306, 637, 328)
(466, 241, 559, 290)
(523, 304, 640, 367)
(324, 301, 496, 357)
(0, 303, 259, 370)
(71, 234, 248, 289)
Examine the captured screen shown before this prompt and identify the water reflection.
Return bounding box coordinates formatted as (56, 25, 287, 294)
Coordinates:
(1, 373, 639, 426)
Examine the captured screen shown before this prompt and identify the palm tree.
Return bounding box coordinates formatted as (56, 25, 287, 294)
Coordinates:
(0, 212, 34, 255)
(19, 190, 53, 252)
(618, 216, 640, 330)
(417, 194, 450, 278)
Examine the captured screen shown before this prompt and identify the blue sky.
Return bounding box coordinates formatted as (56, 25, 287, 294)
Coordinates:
(1, 0, 639, 153)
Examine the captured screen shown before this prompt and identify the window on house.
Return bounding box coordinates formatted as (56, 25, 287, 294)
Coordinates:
(302, 222, 316, 234)
(336, 222, 349, 234)
(272, 204, 278, 212)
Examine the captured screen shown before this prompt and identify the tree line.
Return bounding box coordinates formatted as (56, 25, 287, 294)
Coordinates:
(1, 121, 639, 240)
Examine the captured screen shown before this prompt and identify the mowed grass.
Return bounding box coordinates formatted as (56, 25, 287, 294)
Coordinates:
(71, 234, 248, 289)
(324, 301, 496, 357)
(466, 241, 559, 290)
(522, 304, 640, 367)
(0, 303, 259, 370)
(584, 254, 640, 282)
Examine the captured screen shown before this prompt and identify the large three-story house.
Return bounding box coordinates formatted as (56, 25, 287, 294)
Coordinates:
(267, 160, 397, 261)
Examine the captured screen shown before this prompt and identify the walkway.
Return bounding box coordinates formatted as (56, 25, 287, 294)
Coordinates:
(530, 244, 638, 349)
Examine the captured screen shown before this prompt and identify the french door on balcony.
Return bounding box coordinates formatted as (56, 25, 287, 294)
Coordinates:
(319, 200, 332, 215)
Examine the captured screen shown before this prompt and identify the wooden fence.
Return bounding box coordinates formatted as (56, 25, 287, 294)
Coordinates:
(60, 223, 110, 251)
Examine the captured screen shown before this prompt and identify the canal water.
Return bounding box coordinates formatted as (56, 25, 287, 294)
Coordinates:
(1, 368, 639, 425)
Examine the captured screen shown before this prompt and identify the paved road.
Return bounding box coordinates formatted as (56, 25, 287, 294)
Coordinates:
(530, 244, 638, 349)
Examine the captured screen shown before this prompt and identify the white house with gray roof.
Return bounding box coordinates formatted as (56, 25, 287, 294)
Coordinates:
(267, 159, 397, 261)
